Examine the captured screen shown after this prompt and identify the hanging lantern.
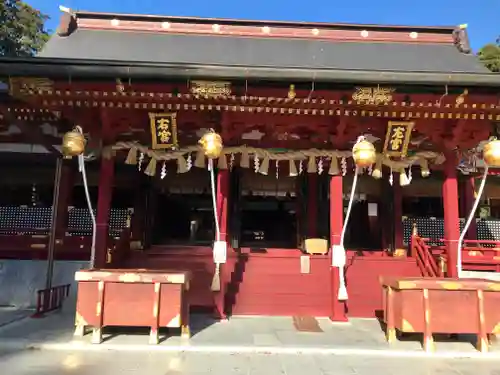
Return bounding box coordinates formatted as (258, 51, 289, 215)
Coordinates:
(198, 130, 223, 159)
(483, 139, 500, 167)
(352, 139, 376, 168)
(61, 128, 86, 158)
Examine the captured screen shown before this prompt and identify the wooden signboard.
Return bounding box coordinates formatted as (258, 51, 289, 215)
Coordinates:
(383, 121, 414, 157)
(149, 112, 178, 150)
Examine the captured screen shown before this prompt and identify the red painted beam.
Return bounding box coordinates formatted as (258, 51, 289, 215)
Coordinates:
(44, 81, 500, 109)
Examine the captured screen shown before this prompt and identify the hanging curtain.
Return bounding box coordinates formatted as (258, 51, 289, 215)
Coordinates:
(297, 174, 308, 249)
(317, 174, 330, 239)
(229, 168, 242, 250)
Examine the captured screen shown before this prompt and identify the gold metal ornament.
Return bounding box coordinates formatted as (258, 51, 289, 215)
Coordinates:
(199, 130, 223, 159)
(352, 139, 377, 168)
(352, 87, 395, 106)
(483, 139, 500, 167)
(61, 128, 86, 158)
(420, 158, 431, 178)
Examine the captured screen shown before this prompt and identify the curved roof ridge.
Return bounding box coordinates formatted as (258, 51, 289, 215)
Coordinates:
(71, 10, 458, 34)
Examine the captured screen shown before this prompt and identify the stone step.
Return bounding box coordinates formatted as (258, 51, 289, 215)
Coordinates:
(461, 270, 500, 281)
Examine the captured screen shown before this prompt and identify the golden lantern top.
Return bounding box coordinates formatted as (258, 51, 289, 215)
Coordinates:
(352, 139, 377, 168)
(62, 128, 86, 158)
(483, 139, 500, 168)
(199, 131, 223, 160)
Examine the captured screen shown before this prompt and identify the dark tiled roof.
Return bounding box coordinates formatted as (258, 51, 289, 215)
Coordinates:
(39, 29, 490, 74)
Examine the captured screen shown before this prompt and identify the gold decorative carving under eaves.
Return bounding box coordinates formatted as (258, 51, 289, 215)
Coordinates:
(190, 81, 231, 98)
(9, 77, 53, 97)
(352, 87, 395, 105)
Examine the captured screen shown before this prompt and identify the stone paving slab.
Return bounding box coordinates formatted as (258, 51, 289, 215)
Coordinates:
(2, 348, 500, 375)
(0, 307, 31, 328)
(0, 309, 499, 357)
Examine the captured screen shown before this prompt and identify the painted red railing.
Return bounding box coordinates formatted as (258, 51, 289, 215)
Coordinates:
(414, 238, 500, 273)
(32, 284, 71, 318)
(411, 235, 441, 277)
(0, 231, 124, 260)
(459, 239, 500, 272)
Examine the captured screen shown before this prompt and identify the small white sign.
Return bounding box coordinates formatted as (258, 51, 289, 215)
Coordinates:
(368, 202, 378, 217)
(300, 255, 310, 274)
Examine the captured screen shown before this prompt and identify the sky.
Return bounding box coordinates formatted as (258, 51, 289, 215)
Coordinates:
(30, 0, 498, 51)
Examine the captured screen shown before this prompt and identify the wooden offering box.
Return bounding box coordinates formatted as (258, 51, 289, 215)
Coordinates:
(74, 269, 191, 344)
(381, 277, 500, 352)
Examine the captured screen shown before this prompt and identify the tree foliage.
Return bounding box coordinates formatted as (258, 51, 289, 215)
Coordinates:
(0, 0, 50, 57)
(478, 36, 500, 73)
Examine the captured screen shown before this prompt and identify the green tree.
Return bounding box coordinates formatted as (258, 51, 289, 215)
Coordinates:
(0, 0, 50, 57)
(478, 36, 500, 73)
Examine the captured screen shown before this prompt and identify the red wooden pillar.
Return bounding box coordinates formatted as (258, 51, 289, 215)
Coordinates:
(94, 156, 115, 269)
(461, 177, 477, 240)
(443, 153, 460, 278)
(54, 161, 75, 239)
(329, 174, 347, 322)
(215, 169, 229, 319)
(392, 174, 404, 252)
(308, 174, 318, 237)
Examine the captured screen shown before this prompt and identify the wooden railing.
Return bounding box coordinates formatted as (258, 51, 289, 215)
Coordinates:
(412, 237, 500, 273)
(0, 230, 126, 261)
(32, 284, 71, 318)
(459, 239, 500, 272)
(411, 235, 441, 277)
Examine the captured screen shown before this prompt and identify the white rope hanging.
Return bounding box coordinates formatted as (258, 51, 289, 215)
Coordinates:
(74, 126, 96, 269)
(332, 135, 366, 301)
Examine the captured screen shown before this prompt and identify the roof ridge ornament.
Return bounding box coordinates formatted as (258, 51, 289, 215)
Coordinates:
(57, 5, 77, 37)
(453, 24, 472, 54)
(59, 5, 72, 14)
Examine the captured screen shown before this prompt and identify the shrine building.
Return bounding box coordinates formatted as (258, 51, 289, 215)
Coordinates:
(0, 9, 500, 320)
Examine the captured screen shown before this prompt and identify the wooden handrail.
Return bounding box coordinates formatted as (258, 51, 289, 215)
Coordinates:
(421, 238, 500, 246)
(418, 237, 500, 273)
(411, 235, 440, 277)
(32, 284, 71, 318)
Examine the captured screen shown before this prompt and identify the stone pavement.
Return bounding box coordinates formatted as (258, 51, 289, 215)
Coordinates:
(0, 307, 31, 328)
(0, 307, 499, 357)
(2, 348, 500, 375)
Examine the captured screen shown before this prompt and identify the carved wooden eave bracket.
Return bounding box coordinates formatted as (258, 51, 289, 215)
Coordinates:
(13, 86, 499, 122)
(8, 77, 54, 98)
(0, 103, 61, 155)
